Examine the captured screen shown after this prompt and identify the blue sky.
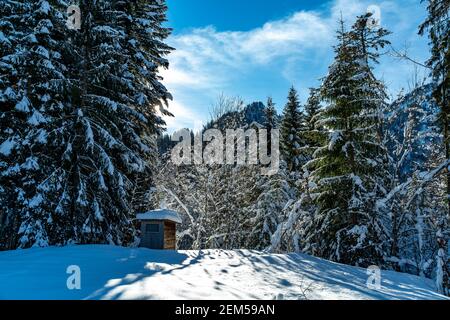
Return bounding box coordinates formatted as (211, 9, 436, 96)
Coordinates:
(166, 0, 330, 32)
(161, 0, 431, 132)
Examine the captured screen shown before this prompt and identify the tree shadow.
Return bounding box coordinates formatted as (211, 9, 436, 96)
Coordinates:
(85, 249, 204, 300)
(241, 251, 444, 300)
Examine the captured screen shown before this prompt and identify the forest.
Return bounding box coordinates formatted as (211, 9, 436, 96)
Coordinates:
(0, 0, 448, 297)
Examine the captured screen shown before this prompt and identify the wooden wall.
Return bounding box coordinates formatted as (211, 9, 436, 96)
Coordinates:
(163, 221, 176, 250)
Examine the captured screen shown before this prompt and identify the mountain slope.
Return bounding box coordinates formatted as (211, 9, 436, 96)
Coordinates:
(204, 101, 276, 131)
(0, 245, 446, 300)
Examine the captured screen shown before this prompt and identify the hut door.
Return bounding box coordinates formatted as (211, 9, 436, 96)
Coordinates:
(142, 222, 164, 249)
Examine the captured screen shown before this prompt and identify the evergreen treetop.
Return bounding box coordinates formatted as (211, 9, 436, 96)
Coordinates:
(280, 86, 305, 171)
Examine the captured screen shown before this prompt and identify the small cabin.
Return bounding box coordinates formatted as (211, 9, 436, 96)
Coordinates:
(136, 209, 182, 250)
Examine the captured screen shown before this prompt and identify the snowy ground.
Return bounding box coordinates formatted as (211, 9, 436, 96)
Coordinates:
(0, 245, 446, 300)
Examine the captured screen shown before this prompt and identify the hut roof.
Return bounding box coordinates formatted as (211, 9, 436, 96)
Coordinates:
(136, 209, 182, 224)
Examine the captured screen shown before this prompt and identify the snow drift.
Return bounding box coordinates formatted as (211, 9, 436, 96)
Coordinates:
(0, 245, 446, 300)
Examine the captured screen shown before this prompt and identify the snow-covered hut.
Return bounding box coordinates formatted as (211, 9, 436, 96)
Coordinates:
(136, 209, 182, 250)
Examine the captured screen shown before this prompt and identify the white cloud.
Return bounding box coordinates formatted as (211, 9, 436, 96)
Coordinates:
(163, 100, 204, 133)
(161, 7, 336, 132)
(163, 10, 333, 88)
(161, 0, 430, 131)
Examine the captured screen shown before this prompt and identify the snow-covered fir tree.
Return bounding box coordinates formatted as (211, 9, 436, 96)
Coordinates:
(302, 87, 324, 161)
(58, 0, 172, 246)
(264, 97, 278, 131)
(0, 0, 173, 249)
(264, 97, 278, 154)
(280, 86, 305, 171)
(306, 15, 391, 266)
(243, 159, 297, 250)
(304, 88, 321, 132)
(0, 0, 28, 249)
(0, 0, 71, 248)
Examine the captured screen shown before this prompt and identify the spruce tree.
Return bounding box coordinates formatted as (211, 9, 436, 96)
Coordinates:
(0, 0, 30, 249)
(304, 88, 321, 131)
(53, 0, 173, 245)
(302, 88, 324, 160)
(264, 97, 278, 154)
(247, 163, 296, 251)
(280, 87, 305, 171)
(264, 97, 278, 130)
(0, 0, 173, 249)
(307, 15, 390, 266)
(0, 0, 70, 248)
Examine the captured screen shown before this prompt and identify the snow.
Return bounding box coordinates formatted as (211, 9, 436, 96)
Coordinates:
(28, 110, 48, 126)
(38, 1, 51, 15)
(15, 96, 31, 113)
(21, 157, 40, 170)
(93, 200, 104, 222)
(0, 245, 446, 300)
(0, 138, 16, 156)
(34, 46, 50, 59)
(83, 119, 94, 149)
(2, 87, 17, 100)
(137, 209, 182, 224)
(0, 31, 11, 46)
(328, 130, 342, 150)
(28, 194, 44, 209)
(35, 129, 48, 144)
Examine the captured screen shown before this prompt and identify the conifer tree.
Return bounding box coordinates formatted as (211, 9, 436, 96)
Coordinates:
(304, 88, 321, 131)
(280, 87, 305, 171)
(264, 97, 278, 154)
(307, 15, 390, 266)
(264, 97, 278, 130)
(52, 0, 173, 245)
(0, 0, 30, 249)
(0, 0, 173, 249)
(302, 88, 324, 160)
(0, 0, 70, 248)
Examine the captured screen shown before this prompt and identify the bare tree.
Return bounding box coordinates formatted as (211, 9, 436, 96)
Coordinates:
(209, 93, 245, 122)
